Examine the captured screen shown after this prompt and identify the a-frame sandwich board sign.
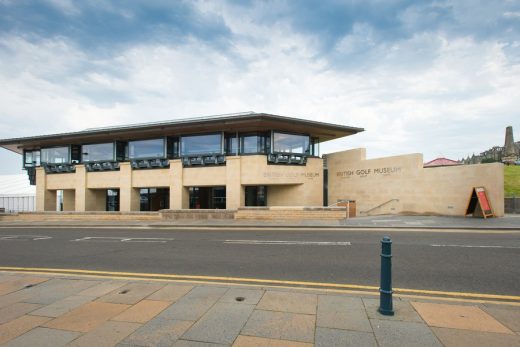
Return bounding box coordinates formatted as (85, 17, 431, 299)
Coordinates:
(465, 187, 494, 218)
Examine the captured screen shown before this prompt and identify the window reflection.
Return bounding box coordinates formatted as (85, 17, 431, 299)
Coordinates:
(181, 134, 222, 156)
(129, 139, 165, 159)
(41, 147, 70, 164)
(239, 133, 269, 154)
(24, 150, 40, 167)
(82, 143, 114, 162)
(273, 132, 310, 154)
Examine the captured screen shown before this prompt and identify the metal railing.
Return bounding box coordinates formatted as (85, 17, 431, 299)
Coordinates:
(361, 199, 400, 215)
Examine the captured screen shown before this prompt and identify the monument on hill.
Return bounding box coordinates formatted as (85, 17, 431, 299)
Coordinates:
(502, 126, 519, 165)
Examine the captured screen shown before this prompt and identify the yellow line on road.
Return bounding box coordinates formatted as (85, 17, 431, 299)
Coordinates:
(3, 269, 520, 307)
(1, 266, 519, 302)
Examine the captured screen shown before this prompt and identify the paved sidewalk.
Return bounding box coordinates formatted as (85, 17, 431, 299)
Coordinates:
(0, 272, 519, 346)
(1, 214, 520, 230)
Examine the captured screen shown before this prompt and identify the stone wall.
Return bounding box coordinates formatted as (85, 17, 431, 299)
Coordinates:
(327, 148, 504, 217)
(235, 206, 346, 220)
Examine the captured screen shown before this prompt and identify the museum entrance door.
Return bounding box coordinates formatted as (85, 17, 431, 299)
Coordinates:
(189, 186, 226, 209)
(139, 188, 170, 211)
(245, 186, 267, 206)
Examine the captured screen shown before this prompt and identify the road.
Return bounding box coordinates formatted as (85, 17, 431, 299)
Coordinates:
(0, 226, 518, 296)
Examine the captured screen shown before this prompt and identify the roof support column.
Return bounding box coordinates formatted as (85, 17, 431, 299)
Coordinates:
(170, 159, 188, 209)
(119, 162, 139, 211)
(226, 156, 243, 209)
(35, 167, 56, 211)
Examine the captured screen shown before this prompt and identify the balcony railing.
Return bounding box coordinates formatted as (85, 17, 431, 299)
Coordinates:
(267, 153, 307, 165)
(182, 155, 226, 167)
(85, 161, 120, 172)
(131, 158, 170, 169)
(42, 163, 76, 174)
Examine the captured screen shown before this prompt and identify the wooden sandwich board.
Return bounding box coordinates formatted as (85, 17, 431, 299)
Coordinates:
(465, 187, 494, 218)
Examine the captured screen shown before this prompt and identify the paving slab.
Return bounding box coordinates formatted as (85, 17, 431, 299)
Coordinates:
(182, 302, 255, 344)
(0, 302, 41, 324)
(98, 282, 165, 305)
(482, 305, 520, 333)
(77, 281, 128, 298)
(156, 286, 228, 321)
(315, 327, 377, 347)
(22, 278, 100, 305)
(218, 288, 264, 305)
(0, 314, 52, 345)
(147, 283, 194, 302)
(31, 295, 95, 317)
(173, 340, 228, 347)
(67, 320, 141, 347)
(43, 301, 130, 332)
(0, 291, 30, 310)
(241, 309, 315, 343)
(317, 295, 372, 332)
(0, 276, 50, 296)
(431, 327, 520, 347)
(363, 298, 423, 322)
(2, 327, 80, 347)
(119, 318, 193, 346)
(370, 319, 442, 347)
(112, 299, 172, 323)
(411, 301, 514, 334)
(232, 335, 313, 346)
(256, 291, 317, 315)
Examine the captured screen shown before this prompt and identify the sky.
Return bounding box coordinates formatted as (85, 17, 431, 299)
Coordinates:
(0, 0, 519, 174)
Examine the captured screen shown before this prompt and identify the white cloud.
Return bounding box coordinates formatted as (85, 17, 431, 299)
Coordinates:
(0, 2, 519, 173)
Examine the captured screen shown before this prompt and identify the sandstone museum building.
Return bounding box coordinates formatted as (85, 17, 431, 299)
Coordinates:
(0, 112, 504, 217)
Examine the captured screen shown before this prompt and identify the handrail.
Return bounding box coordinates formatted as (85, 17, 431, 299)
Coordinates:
(362, 199, 400, 214)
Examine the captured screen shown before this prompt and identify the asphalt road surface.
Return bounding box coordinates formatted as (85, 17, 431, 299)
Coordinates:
(0, 227, 518, 296)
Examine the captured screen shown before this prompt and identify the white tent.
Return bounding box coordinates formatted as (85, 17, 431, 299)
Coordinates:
(0, 174, 36, 212)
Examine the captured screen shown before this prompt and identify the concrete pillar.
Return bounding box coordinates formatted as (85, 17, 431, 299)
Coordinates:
(74, 165, 87, 211)
(170, 159, 189, 209)
(120, 162, 140, 211)
(226, 156, 243, 209)
(62, 190, 76, 211)
(35, 167, 57, 211)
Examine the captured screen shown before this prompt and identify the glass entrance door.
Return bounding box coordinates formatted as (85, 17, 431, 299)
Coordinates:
(106, 189, 120, 211)
(189, 187, 226, 209)
(245, 186, 267, 206)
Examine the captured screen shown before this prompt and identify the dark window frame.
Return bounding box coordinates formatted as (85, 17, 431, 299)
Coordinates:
(41, 145, 71, 164)
(81, 142, 117, 163)
(239, 132, 270, 155)
(128, 137, 168, 160)
(272, 131, 311, 156)
(179, 132, 224, 157)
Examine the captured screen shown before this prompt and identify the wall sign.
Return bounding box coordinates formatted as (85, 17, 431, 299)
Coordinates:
(336, 166, 402, 178)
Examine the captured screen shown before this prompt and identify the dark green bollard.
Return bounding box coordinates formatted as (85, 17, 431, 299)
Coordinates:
(378, 236, 394, 316)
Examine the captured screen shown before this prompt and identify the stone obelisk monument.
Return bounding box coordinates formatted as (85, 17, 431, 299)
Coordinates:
(502, 126, 519, 164)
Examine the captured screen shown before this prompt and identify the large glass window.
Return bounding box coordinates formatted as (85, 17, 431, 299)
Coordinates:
(82, 143, 114, 162)
(129, 139, 165, 159)
(180, 134, 222, 156)
(240, 133, 269, 154)
(139, 188, 169, 211)
(41, 147, 70, 164)
(24, 150, 40, 167)
(273, 132, 310, 154)
(245, 186, 267, 206)
(225, 134, 238, 155)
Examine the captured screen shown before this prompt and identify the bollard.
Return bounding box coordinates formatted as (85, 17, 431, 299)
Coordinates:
(378, 236, 394, 315)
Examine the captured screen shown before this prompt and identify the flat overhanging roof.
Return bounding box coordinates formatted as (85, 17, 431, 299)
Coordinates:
(0, 112, 363, 154)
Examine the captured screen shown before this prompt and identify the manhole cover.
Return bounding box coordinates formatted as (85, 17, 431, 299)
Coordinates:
(235, 297, 245, 302)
